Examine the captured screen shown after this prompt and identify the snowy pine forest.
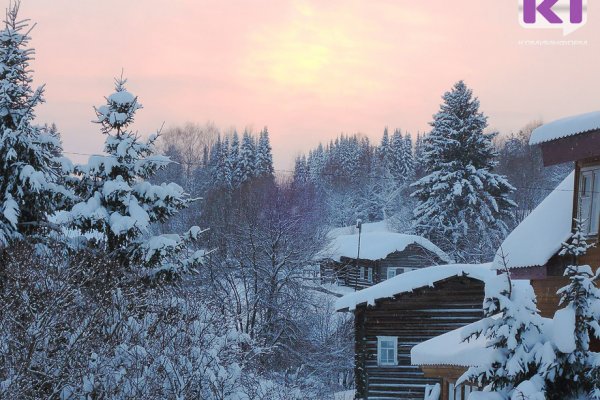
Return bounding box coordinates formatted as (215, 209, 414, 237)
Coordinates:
(0, 4, 587, 400)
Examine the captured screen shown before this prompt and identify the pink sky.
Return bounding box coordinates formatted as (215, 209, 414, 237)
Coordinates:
(18, 0, 600, 169)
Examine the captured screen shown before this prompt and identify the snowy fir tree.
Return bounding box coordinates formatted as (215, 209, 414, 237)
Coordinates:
(308, 143, 326, 183)
(401, 133, 415, 179)
(293, 155, 309, 186)
(458, 270, 548, 397)
(255, 127, 274, 178)
(220, 135, 232, 188)
(0, 4, 71, 245)
(379, 127, 390, 166)
(545, 219, 600, 399)
(238, 130, 256, 183)
(413, 132, 426, 178)
(388, 129, 405, 182)
(411, 81, 516, 261)
(228, 131, 241, 187)
(208, 135, 223, 186)
(60, 76, 204, 275)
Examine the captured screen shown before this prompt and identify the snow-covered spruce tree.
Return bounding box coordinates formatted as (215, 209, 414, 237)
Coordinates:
(388, 129, 405, 182)
(220, 135, 232, 188)
(414, 132, 426, 178)
(293, 155, 309, 186)
(400, 132, 415, 181)
(412, 81, 515, 261)
(379, 127, 390, 166)
(458, 265, 548, 397)
(545, 219, 600, 399)
(208, 135, 222, 186)
(308, 143, 326, 183)
(255, 127, 274, 178)
(0, 4, 71, 245)
(228, 131, 241, 187)
(63, 77, 203, 276)
(238, 130, 256, 183)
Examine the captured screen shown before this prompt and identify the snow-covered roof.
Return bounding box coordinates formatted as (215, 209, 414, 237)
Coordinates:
(325, 220, 391, 239)
(493, 171, 574, 270)
(318, 231, 452, 263)
(335, 263, 494, 311)
(530, 111, 600, 145)
(412, 316, 553, 368)
(411, 319, 496, 367)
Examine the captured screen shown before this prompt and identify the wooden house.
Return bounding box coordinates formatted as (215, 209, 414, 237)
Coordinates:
(320, 226, 452, 290)
(493, 113, 600, 323)
(335, 264, 494, 399)
(411, 112, 600, 398)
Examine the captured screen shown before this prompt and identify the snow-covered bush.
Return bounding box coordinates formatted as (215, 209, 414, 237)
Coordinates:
(0, 242, 260, 400)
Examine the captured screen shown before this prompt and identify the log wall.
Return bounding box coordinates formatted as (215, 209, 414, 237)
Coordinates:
(354, 277, 485, 400)
(326, 244, 447, 290)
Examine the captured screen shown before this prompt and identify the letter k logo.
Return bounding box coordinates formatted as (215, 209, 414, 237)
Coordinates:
(520, 0, 586, 35)
(523, 0, 562, 23)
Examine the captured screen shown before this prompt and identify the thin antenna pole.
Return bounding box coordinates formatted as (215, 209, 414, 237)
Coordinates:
(355, 219, 362, 290)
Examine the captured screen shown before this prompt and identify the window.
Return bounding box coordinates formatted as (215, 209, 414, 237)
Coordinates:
(579, 167, 600, 236)
(387, 268, 399, 279)
(367, 267, 373, 282)
(359, 266, 365, 280)
(377, 336, 397, 366)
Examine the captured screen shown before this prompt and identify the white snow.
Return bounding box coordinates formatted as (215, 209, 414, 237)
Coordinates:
(552, 306, 576, 353)
(108, 90, 135, 105)
(333, 390, 355, 400)
(335, 263, 494, 311)
(2, 195, 19, 228)
(319, 231, 452, 263)
(411, 318, 497, 367)
(468, 393, 504, 400)
(530, 111, 600, 145)
(326, 220, 391, 239)
(510, 376, 546, 400)
(424, 384, 441, 400)
(109, 212, 136, 235)
(493, 171, 574, 270)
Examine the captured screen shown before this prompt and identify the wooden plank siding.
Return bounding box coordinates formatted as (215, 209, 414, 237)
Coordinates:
(324, 244, 448, 290)
(539, 130, 600, 167)
(354, 277, 485, 400)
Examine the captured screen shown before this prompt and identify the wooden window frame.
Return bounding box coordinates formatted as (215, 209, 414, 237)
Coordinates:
(367, 267, 373, 283)
(578, 166, 600, 237)
(376, 336, 398, 366)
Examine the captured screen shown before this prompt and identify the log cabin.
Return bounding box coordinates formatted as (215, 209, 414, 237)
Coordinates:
(320, 223, 452, 290)
(335, 264, 494, 399)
